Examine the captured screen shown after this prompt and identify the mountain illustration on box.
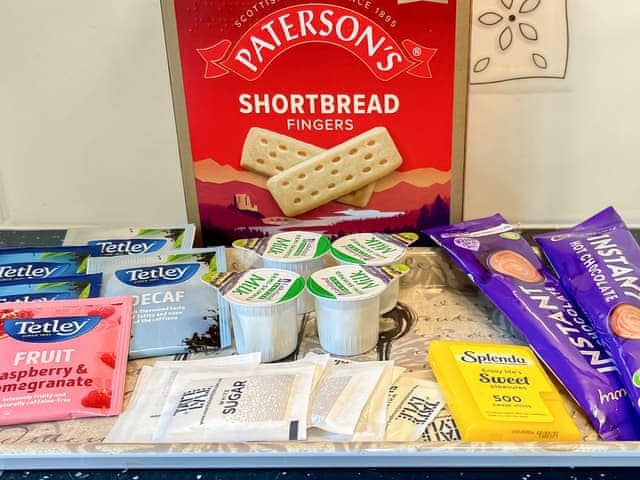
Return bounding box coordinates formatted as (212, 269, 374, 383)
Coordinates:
(193, 159, 451, 244)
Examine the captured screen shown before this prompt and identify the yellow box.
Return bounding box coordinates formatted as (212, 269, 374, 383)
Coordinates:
(428, 340, 580, 442)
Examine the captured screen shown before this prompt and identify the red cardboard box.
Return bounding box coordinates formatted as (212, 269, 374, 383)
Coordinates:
(162, 0, 470, 245)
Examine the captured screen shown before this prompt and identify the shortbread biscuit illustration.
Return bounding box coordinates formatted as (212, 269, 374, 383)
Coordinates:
(266, 127, 402, 217)
(241, 128, 323, 176)
(335, 183, 376, 208)
(610, 304, 640, 339)
(487, 250, 544, 283)
(241, 127, 375, 208)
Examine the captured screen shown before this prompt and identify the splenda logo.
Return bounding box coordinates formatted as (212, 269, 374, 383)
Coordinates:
(459, 350, 529, 366)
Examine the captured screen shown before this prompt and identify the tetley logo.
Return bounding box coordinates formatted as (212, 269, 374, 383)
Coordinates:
(89, 238, 166, 256)
(5, 315, 100, 343)
(115, 263, 199, 286)
(0, 263, 64, 280)
(0, 292, 75, 303)
(197, 4, 437, 81)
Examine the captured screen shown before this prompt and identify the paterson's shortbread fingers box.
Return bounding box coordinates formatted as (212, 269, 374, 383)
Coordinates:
(162, 0, 470, 245)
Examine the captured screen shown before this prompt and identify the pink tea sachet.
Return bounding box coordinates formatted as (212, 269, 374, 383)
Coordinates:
(0, 296, 133, 425)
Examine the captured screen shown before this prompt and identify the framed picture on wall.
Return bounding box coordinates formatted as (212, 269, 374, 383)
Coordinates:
(162, 0, 470, 246)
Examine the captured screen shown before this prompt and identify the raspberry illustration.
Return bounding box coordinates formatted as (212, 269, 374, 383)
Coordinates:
(1, 310, 17, 320)
(100, 352, 116, 368)
(81, 388, 112, 409)
(0, 309, 32, 339)
(87, 305, 116, 318)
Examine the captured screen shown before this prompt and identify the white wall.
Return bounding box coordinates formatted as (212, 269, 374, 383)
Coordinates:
(465, 0, 640, 226)
(0, 0, 638, 228)
(0, 0, 186, 227)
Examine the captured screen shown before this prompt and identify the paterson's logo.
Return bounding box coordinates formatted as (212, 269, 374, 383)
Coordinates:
(197, 4, 437, 81)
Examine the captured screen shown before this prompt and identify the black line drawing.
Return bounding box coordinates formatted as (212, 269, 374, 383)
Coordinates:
(377, 302, 417, 361)
(470, 0, 569, 85)
(473, 57, 491, 73)
(532, 53, 548, 69)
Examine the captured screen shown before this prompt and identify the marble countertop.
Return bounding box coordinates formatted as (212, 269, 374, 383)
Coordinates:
(1, 248, 640, 469)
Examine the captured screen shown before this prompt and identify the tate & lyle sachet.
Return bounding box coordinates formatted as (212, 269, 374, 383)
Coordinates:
(427, 214, 639, 440)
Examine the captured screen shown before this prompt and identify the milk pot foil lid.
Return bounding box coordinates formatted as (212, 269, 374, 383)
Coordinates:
(204, 268, 305, 306)
(232, 231, 331, 263)
(330, 232, 418, 266)
(536, 206, 640, 425)
(427, 214, 640, 441)
(307, 264, 409, 301)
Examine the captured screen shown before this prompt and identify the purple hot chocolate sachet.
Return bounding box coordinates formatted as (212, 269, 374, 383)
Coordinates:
(427, 213, 639, 441)
(536, 206, 640, 422)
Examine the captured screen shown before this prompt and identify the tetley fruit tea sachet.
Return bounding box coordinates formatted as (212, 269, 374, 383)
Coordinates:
(0, 297, 133, 426)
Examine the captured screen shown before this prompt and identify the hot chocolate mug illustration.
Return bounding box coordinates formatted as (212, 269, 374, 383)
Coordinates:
(609, 303, 640, 340)
(486, 249, 544, 284)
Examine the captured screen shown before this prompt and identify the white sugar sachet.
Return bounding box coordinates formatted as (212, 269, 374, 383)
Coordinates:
(309, 360, 386, 436)
(153, 361, 315, 442)
(301, 352, 332, 389)
(104, 353, 261, 443)
(351, 365, 405, 441)
(306, 356, 400, 441)
(351, 365, 394, 441)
